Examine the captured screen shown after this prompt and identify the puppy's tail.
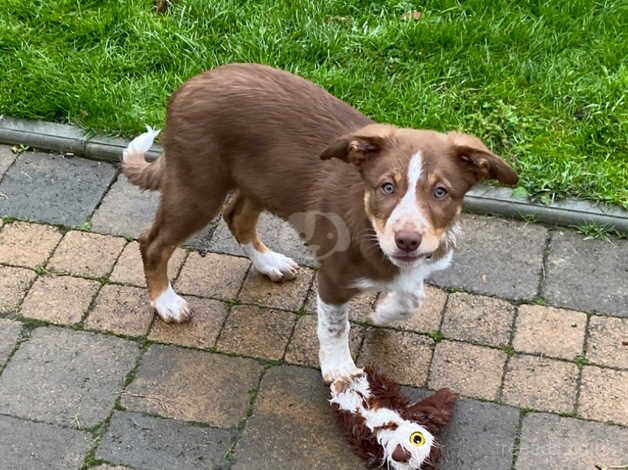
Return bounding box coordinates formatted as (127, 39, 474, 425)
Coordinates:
(121, 125, 163, 191)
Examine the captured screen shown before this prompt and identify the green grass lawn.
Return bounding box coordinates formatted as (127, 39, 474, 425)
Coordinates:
(1, 0, 626, 207)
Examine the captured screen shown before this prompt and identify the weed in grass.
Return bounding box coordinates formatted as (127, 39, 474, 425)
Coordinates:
(575, 223, 622, 241)
(33, 265, 49, 275)
(0, 0, 626, 206)
(10, 144, 29, 155)
(574, 354, 587, 367)
(503, 345, 515, 357)
(77, 221, 92, 232)
(427, 330, 444, 343)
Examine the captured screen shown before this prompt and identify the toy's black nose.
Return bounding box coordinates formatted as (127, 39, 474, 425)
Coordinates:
(392, 444, 411, 463)
(395, 230, 421, 252)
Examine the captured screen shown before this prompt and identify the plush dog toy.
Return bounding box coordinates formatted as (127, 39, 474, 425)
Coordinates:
(330, 368, 457, 469)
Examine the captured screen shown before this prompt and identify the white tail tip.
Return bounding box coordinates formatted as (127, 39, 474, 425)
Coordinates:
(122, 125, 161, 161)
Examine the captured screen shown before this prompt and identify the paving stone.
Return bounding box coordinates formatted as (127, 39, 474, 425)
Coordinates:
(232, 366, 363, 470)
(91, 176, 158, 239)
(48, 231, 126, 278)
(544, 230, 628, 315)
(513, 304, 587, 360)
(148, 296, 228, 349)
(91, 177, 219, 248)
(208, 213, 316, 266)
(357, 329, 434, 387)
(430, 215, 547, 301)
(0, 151, 116, 226)
(110, 241, 187, 287)
(0, 221, 62, 267)
(429, 340, 506, 400)
(586, 315, 628, 368)
(501, 354, 578, 414)
(96, 411, 231, 470)
(579, 366, 628, 425)
(0, 414, 92, 470)
(0, 326, 139, 428)
(0, 144, 17, 177)
(175, 252, 249, 299)
(216, 305, 296, 360)
(21, 275, 99, 325)
(123, 345, 262, 427)
(516, 413, 628, 470)
(400, 391, 519, 470)
(441, 292, 515, 347)
(0, 318, 21, 367)
(285, 314, 365, 368)
(0, 265, 37, 314)
(86, 284, 153, 337)
(239, 266, 313, 311)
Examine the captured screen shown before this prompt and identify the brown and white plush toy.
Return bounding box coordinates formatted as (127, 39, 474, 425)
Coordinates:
(330, 368, 457, 470)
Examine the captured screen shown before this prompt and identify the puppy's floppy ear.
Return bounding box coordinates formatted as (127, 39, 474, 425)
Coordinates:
(448, 132, 518, 186)
(320, 124, 394, 167)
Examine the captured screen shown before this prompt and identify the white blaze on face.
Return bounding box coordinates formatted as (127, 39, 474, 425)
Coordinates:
(377, 151, 431, 258)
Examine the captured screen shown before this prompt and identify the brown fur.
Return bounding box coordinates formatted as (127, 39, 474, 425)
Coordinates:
(122, 63, 517, 308)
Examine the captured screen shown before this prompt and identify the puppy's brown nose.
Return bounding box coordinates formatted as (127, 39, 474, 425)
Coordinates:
(395, 231, 421, 252)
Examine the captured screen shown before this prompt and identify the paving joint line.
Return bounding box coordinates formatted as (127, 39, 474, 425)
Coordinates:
(537, 229, 553, 299)
(497, 303, 521, 403)
(0, 147, 20, 186)
(80, 337, 148, 469)
(509, 409, 525, 470)
(573, 312, 593, 417)
(279, 269, 316, 361)
(223, 365, 269, 469)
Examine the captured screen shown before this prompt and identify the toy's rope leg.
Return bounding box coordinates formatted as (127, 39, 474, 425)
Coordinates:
(317, 294, 363, 384)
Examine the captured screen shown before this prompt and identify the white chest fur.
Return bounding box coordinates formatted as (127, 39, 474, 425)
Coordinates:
(353, 250, 453, 295)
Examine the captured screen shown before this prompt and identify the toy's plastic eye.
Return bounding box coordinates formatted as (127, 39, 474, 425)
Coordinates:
(410, 431, 425, 447)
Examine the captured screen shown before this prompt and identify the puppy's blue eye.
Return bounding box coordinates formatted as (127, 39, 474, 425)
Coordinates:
(433, 186, 448, 199)
(381, 182, 395, 194)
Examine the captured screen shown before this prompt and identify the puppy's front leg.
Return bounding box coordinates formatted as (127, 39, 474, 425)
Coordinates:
(370, 290, 423, 326)
(317, 294, 363, 384)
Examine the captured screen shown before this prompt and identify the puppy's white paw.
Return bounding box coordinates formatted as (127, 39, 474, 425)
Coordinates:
(242, 243, 299, 282)
(370, 291, 420, 326)
(151, 285, 191, 323)
(320, 350, 363, 385)
(321, 362, 364, 385)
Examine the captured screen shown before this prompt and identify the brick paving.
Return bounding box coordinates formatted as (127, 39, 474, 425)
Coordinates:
(0, 146, 626, 469)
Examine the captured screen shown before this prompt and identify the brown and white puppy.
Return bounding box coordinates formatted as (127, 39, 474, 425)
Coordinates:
(122, 64, 517, 383)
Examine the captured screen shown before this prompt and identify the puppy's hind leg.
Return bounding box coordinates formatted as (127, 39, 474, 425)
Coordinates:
(141, 177, 229, 323)
(224, 193, 298, 282)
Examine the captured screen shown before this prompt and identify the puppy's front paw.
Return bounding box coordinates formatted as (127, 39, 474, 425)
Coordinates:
(320, 354, 363, 385)
(151, 285, 191, 323)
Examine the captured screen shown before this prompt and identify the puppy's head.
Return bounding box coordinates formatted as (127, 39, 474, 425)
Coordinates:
(320, 124, 517, 268)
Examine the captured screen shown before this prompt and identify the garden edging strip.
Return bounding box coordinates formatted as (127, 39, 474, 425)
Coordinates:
(1, 116, 626, 232)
